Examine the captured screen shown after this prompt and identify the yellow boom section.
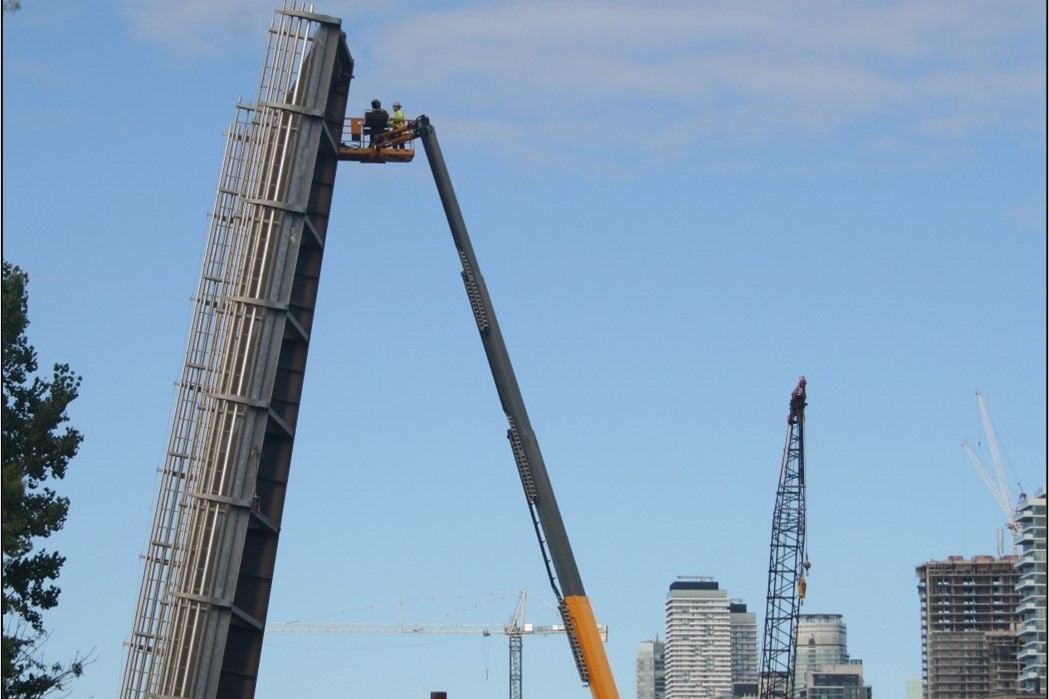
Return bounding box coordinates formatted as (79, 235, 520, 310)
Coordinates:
(565, 596, 619, 699)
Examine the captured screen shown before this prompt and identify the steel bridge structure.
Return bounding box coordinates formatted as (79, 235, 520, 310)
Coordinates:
(120, 5, 352, 697)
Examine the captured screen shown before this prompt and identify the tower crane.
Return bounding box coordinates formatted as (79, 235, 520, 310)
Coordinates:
(336, 114, 620, 699)
(266, 591, 608, 699)
(759, 377, 809, 699)
(961, 390, 1026, 553)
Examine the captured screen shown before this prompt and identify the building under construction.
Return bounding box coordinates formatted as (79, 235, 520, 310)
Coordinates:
(916, 555, 1021, 699)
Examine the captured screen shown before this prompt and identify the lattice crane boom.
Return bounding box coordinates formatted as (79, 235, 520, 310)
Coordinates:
(759, 377, 809, 699)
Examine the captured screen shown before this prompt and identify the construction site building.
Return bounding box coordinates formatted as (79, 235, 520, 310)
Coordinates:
(916, 555, 1021, 699)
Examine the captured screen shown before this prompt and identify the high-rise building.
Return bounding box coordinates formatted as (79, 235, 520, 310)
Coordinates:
(794, 614, 849, 692)
(665, 578, 733, 699)
(638, 639, 667, 699)
(916, 555, 1021, 699)
(730, 601, 758, 693)
(1014, 488, 1047, 694)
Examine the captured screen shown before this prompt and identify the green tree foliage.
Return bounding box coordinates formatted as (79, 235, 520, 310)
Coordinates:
(2, 261, 86, 698)
(2, 1, 22, 14)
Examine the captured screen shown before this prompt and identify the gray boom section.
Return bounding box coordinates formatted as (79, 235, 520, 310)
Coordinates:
(414, 116, 586, 602)
(120, 5, 353, 698)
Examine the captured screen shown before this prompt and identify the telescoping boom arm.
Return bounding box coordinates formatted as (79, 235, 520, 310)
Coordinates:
(417, 117, 619, 699)
(340, 116, 619, 699)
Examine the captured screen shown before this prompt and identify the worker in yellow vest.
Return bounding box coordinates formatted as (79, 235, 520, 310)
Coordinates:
(390, 101, 406, 148)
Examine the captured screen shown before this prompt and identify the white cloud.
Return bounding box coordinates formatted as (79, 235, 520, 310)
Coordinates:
(361, 1, 1045, 140)
(122, 0, 1046, 156)
(121, 0, 274, 55)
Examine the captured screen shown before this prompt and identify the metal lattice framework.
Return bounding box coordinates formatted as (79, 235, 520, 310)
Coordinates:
(760, 377, 808, 699)
(120, 5, 352, 697)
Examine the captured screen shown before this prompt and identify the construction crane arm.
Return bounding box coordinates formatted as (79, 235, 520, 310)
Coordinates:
(961, 440, 1015, 521)
(267, 621, 505, 635)
(976, 391, 1011, 501)
(962, 391, 1024, 538)
(265, 589, 608, 699)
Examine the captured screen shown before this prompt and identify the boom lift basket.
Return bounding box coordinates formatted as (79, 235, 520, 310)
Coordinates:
(339, 116, 415, 163)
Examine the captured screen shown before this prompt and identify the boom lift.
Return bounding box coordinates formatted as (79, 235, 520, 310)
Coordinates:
(338, 115, 620, 699)
(759, 377, 810, 699)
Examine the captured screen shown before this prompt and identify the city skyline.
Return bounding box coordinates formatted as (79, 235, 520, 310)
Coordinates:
(3, 2, 1045, 698)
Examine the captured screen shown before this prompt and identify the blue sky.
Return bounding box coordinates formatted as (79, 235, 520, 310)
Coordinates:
(2, 1, 1046, 698)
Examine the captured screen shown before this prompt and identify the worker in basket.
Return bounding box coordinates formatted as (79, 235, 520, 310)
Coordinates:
(364, 98, 389, 144)
(390, 101, 406, 148)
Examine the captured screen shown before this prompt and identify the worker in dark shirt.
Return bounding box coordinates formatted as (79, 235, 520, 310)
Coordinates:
(364, 99, 389, 144)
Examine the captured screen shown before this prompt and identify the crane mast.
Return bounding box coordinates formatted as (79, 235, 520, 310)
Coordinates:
(759, 377, 809, 699)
